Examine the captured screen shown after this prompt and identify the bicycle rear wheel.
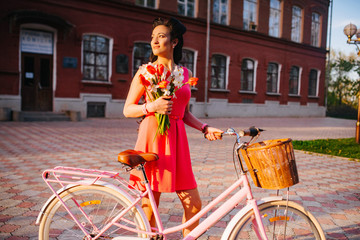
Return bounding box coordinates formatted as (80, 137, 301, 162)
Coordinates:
(39, 185, 150, 240)
(227, 200, 325, 240)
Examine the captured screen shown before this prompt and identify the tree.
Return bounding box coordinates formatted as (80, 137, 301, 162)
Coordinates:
(326, 50, 358, 120)
(328, 51, 356, 106)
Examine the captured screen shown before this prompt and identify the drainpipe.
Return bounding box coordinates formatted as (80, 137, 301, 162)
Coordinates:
(325, 0, 333, 110)
(204, 0, 210, 118)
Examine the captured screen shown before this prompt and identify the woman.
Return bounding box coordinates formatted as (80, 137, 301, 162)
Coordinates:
(123, 17, 223, 237)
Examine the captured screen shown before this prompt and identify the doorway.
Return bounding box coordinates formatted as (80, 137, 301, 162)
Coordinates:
(21, 53, 53, 111)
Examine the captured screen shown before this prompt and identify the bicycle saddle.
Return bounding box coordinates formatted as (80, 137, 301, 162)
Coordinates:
(118, 149, 158, 168)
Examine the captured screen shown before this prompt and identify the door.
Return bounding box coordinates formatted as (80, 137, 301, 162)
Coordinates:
(21, 53, 53, 111)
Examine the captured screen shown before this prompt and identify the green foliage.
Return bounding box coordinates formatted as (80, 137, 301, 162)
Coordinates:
(292, 138, 360, 160)
(327, 51, 360, 110)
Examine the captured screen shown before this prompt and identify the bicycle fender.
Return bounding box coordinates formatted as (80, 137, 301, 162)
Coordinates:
(36, 180, 149, 230)
(220, 196, 282, 240)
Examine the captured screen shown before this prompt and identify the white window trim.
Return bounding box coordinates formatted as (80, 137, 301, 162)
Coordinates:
(309, 69, 320, 97)
(277, 64, 282, 94)
(213, 0, 229, 25)
(210, 53, 230, 90)
(291, 5, 303, 43)
(136, 0, 158, 9)
(132, 41, 151, 76)
(178, 0, 198, 18)
(81, 33, 113, 83)
(289, 66, 302, 96)
(243, 0, 258, 30)
(266, 62, 282, 94)
(239, 58, 258, 93)
(311, 12, 321, 47)
(269, 0, 281, 38)
(182, 47, 198, 77)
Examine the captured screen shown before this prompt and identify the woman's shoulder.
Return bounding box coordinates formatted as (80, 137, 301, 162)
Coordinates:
(180, 66, 192, 78)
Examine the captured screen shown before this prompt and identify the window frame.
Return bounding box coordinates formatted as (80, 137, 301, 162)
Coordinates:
(269, 0, 281, 38)
(308, 69, 319, 97)
(210, 54, 229, 91)
(291, 5, 302, 43)
(289, 65, 302, 96)
(82, 34, 113, 83)
(213, 0, 229, 25)
(266, 62, 281, 94)
(243, 0, 258, 30)
(311, 12, 321, 47)
(135, 0, 157, 9)
(240, 58, 257, 93)
(179, 48, 197, 78)
(178, 0, 196, 18)
(132, 42, 152, 76)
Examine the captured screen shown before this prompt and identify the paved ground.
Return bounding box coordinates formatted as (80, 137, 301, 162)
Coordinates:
(0, 117, 359, 239)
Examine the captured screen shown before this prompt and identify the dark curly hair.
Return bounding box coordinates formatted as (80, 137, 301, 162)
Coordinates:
(150, 17, 187, 64)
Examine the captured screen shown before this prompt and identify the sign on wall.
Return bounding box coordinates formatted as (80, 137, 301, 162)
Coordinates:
(20, 29, 53, 55)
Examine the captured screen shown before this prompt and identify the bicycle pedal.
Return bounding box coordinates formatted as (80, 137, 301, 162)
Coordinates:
(151, 235, 164, 240)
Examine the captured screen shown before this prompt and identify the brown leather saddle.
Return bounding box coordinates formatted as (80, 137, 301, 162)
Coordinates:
(118, 149, 158, 168)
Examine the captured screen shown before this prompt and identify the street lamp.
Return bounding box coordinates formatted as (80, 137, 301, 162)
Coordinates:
(343, 23, 360, 143)
(343, 23, 360, 55)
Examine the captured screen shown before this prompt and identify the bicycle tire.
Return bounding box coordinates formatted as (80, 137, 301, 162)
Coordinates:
(227, 200, 325, 240)
(38, 185, 150, 240)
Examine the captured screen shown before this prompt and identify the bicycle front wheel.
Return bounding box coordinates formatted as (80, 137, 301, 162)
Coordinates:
(39, 185, 150, 240)
(227, 200, 325, 240)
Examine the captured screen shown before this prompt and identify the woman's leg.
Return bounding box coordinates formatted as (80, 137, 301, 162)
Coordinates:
(142, 191, 161, 228)
(176, 188, 202, 237)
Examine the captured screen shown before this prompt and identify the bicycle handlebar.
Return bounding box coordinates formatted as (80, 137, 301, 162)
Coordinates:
(205, 126, 264, 140)
(221, 126, 264, 139)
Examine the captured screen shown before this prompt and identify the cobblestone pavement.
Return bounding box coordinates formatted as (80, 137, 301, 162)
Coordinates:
(0, 117, 359, 239)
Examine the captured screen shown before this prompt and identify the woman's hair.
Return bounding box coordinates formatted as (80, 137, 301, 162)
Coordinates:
(150, 17, 187, 64)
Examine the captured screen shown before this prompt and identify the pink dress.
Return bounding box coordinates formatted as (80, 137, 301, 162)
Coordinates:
(129, 67, 197, 192)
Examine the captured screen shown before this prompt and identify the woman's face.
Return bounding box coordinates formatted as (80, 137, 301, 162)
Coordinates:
(151, 25, 174, 58)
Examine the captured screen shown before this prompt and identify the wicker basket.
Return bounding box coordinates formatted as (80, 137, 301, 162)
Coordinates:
(240, 138, 299, 190)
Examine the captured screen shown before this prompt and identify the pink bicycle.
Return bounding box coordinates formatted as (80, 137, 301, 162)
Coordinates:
(36, 127, 325, 239)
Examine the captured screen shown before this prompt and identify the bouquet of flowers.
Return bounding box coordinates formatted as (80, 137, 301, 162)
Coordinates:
(139, 63, 198, 136)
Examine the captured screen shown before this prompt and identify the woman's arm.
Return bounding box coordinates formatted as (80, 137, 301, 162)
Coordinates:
(182, 70, 222, 140)
(183, 105, 223, 141)
(123, 69, 173, 118)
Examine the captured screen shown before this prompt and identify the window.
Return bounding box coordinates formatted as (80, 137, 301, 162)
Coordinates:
(135, 0, 156, 8)
(213, 0, 229, 25)
(311, 12, 321, 47)
(179, 49, 196, 75)
(178, 0, 195, 17)
(269, 0, 281, 37)
(83, 35, 110, 81)
(267, 63, 279, 93)
(291, 6, 302, 42)
(133, 42, 152, 75)
(289, 66, 300, 95)
(243, 0, 257, 30)
(211, 54, 227, 89)
(241, 59, 255, 92)
(308, 69, 318, 96)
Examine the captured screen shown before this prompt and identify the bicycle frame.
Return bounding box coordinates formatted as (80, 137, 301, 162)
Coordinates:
(38, 166, 268, 240)
(38, 128, 269, 240)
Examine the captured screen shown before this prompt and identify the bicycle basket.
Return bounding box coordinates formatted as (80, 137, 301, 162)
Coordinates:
(240, 138, 299, 190)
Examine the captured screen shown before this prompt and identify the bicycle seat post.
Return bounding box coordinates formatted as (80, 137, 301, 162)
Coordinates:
(138, 164, 149, 184)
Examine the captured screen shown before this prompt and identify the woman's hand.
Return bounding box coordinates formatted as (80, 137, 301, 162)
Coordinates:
(147, 96, 173, 115)
(204, 127, 223, 141)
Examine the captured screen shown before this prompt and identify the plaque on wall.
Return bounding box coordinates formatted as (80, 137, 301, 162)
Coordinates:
(63, 57, 78, 68)
(116, 54, 128, 74)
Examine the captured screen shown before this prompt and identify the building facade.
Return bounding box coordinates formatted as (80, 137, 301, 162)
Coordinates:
(0, 0, 329, 118)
